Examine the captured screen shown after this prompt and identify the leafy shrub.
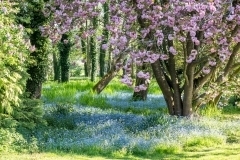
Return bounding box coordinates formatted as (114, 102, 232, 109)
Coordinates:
(0, 128, 38, 153)
(0, 98, 45, 129)
(13, 98, 45, 129)
(0, 1, 30, 116)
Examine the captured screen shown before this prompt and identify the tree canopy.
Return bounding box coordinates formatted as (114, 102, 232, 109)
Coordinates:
(42, 0, 240, 116)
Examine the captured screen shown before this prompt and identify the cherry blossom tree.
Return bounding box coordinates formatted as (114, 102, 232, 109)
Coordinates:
(42, 0, 240, 116)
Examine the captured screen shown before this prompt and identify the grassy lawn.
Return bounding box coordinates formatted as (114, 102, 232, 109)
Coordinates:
(1, 80, 240, 160)
(1, 144, 240, 160)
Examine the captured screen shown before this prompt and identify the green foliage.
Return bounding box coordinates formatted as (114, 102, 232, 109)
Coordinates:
(17, 0, 51, 98)
(197, 102, 222, 117)
(0, 1, 30, 116)
(0, 98, 45, 129)
(0, 128, 38, 153)
(13, 98, 45, 129)
(222, 104, 240, 115)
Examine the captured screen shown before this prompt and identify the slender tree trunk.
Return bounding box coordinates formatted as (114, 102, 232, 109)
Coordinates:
(182, 65, 195, 116)
(93, 53, 126, 94)
(81, 37, 88, 77)
(99, 2, 109, 77)
(59, 34, 71, 83)
(53, 52, 60, 81)
(167, 40, 183, 116)
(92, 67, 121, 94)
(90, 17, 98, 82)
(107, 50, 112, 72)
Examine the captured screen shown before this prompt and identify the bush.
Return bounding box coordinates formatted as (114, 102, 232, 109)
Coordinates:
(0, 128, 38, 153)
(0, 98, 45, 129)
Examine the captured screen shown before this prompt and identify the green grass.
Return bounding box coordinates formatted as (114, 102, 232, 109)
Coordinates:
(1, 144, 240, 160)
(2, 79, 240, 159)
(77, 91, 112, 109)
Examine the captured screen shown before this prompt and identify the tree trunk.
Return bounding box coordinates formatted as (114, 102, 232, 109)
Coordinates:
(92, 67, 121, 94)
(132, 64, 149, 101)
(53, 52, 60, 81)
(26, 30, 48, 99)
(81, 37, 89, 77)
(132, 77, 149, 101)
(99, 2, 109, 77)
(151, 60, 174, 115)
(26, 66, 43, 99)
(90, 17, 98, 82)
(59, 34, 71, 83)
(93, 53, 126, 94)
(107, 50, 112, 72)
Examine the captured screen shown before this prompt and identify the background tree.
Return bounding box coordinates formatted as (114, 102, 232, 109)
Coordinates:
(18, 0, 50, 99)
(58, 33, 72, 82)
(53, 50, 60, 81)
(99, 2, 110, 77)
(90, 17, 98, 82)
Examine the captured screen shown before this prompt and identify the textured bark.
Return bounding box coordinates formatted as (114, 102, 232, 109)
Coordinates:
(25, 30, 48, 99)
(99, 2, 109, 77)
(92, 67, 120, 94)
(59, 34, 71, 83)
(151, 60, 174, 115)
(93, 53, 126, 94)
(81, 38, 88, 77)
(53, 52, 60, 81)
(90, 17, 98, 82)
(26, 66, 43, 99)
(167, 39, 183, 116)
(182, 64, 195, 116)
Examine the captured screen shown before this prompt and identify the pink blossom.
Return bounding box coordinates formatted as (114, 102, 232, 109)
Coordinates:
(168, 34, 174, 40)
(160, 54, 169, 60)
(202, 66, 210, 74)
(219, 54, 226, 62)
(134, 86, 141, 92)
(191, 49, 198, 56)
(139, 84, 147, 90)
(209, 59, 217, 66)
(169, 46, 177, 55)
(186, 57, 193, 63)
(210, 48, 216, 53)
(102, 44, 108, 50)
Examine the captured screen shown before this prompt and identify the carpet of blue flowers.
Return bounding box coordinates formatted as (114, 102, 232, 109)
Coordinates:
(36, 88, 240, 157)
